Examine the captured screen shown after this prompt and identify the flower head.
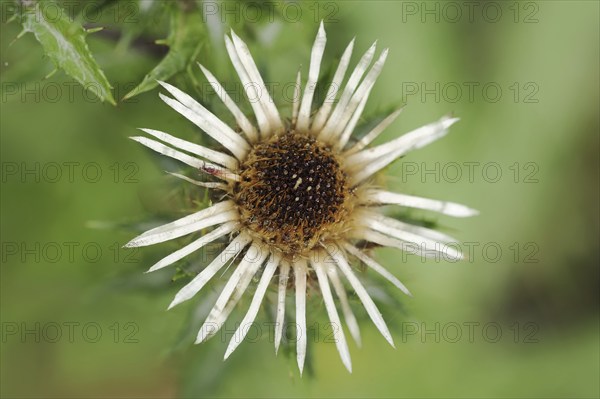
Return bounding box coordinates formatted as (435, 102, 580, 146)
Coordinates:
(126, 22, 477, 373)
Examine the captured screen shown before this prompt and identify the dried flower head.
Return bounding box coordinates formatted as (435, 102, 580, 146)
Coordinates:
(126, 22, 477, 373)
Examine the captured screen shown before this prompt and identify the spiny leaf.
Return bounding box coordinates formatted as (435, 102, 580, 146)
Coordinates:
(20, 0, 116, 105)
(123, 4, 205, 100)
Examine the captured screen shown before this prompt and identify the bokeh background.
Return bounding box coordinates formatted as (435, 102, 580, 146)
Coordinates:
(1, 0, 598, 397)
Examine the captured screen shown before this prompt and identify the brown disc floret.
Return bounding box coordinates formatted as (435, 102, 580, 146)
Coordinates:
(234, 132, 350, 255)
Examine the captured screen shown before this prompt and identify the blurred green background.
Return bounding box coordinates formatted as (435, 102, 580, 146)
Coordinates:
(1, 0, 598, 397)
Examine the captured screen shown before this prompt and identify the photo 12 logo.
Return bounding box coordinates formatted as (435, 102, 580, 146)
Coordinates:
(400, 2, 540, 24)
(399, 161, 540, 184)
(1, 162, 139, 184)
(1, 81, 140, 104)
(1, 241, 140, 265)
(1, 321, 140, 343)
(1, 1, 139, 24)
(200, 1, 339, 23)
(400, 321, 540, 343)
(401, 82, 540, 104)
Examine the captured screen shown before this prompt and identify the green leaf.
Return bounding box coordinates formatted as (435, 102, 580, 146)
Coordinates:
(123, 4, 205, 100)
(20, 0, 116, 105)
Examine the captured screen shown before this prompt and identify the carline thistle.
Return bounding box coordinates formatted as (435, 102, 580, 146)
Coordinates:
(126, 22, 477, 373)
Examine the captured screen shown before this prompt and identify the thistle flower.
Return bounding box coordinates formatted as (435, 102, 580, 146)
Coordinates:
(126, 22, 477, 373)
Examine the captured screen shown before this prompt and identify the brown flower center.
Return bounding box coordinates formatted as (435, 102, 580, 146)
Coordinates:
(234, 132, 349, 255)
